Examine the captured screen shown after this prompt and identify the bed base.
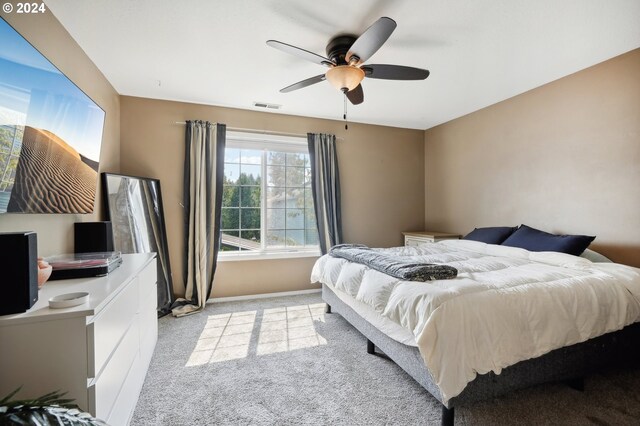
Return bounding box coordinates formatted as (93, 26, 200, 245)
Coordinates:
(322, 284, 640, 426)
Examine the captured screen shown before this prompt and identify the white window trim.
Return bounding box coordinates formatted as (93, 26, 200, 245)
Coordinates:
(218, 249, 321, 262)
(226, 131, 307, 152)
(219, 131, 319, 261)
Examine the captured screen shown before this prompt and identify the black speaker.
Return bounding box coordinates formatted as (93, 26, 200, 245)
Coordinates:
(74, 221, 115, 253)
(0, 232, 38, 316)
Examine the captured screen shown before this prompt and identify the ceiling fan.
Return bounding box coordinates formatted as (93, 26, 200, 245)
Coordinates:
(266, 17, 430, 106)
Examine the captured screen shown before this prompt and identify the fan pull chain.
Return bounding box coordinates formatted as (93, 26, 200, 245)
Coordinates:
(343, 93, 348, 130)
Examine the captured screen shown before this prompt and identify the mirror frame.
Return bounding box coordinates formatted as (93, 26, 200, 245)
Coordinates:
(101, 172, 174, 315)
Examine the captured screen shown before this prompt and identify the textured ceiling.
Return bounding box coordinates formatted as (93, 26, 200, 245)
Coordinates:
(45, 0, 640, 130)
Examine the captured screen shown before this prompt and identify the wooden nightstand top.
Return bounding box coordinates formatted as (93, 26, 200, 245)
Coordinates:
(402, 231, 462, 239)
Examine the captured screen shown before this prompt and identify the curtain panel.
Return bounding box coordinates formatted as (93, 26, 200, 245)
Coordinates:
(172, 121, 226, 317)
(307, 133, 342, 254)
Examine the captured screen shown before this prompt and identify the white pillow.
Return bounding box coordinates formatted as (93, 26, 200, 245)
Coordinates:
(580, 248, 612, 263)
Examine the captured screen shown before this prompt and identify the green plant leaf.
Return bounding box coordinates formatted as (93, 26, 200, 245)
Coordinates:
(0, 388, 106, 426)
(0, 388, 21, 405)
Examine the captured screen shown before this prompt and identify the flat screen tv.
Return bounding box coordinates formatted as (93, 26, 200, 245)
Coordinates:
(0, 17, 105, 214)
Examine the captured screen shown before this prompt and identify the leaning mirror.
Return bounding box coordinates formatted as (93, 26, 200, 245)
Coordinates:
(102, 173, 174, 316)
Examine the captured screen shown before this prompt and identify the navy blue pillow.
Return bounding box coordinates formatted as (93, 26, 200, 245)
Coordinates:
(501, 224, 595, 256)
(462, 226, 518, 244)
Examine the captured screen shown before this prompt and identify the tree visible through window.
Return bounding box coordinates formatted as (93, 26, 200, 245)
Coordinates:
(221, 139, 319, 254)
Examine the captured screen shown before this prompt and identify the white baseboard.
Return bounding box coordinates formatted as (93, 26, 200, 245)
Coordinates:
(207, 288, 321, 303)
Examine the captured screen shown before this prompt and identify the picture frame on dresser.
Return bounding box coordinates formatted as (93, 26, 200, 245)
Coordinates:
(102, 172, 174, 316)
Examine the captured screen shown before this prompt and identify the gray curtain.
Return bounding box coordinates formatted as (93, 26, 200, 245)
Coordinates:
(307, 133, 342, 254)
(172, 121, 225, 317)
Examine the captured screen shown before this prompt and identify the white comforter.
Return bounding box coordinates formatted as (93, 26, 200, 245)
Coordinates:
(310, 240, 640, 403)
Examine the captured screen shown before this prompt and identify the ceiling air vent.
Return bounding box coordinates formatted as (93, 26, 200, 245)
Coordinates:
(253, 102, 281, 110)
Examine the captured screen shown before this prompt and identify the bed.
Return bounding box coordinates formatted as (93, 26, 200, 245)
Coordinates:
(310, 239, 640, 425)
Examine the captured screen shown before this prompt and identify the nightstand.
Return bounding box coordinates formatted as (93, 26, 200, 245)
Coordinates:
(402, 231, 461, 247)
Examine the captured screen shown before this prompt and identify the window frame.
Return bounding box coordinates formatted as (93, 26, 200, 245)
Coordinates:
(218, 131, 320, 261)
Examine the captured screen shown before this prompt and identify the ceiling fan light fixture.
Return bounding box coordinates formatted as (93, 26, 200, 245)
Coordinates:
(325, 65, 365, 92)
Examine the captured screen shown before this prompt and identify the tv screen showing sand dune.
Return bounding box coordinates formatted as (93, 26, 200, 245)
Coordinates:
(0, 17, 105, 214)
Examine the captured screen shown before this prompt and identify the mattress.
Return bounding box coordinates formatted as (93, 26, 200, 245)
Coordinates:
(310, 239, 640, 403)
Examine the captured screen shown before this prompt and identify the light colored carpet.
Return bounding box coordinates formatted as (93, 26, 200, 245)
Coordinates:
(131, 293, 640, 425)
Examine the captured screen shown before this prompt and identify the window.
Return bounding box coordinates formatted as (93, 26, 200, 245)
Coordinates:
(220, 132, 319, 258)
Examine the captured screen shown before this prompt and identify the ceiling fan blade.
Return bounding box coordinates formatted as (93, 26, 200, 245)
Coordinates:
(363, 64, 430, 80)
(280, 74, 326, 93)
(346, 84, 364, 105)
(346, 17, 397, 65)
(266, 40, 334, 67)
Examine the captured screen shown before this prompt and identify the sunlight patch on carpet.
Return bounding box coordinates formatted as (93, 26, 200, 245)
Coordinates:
(185, 303, 328, 366)
(257, 303, 327, 355)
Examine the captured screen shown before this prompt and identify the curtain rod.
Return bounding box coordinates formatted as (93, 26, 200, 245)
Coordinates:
(173, 122, 343, 140)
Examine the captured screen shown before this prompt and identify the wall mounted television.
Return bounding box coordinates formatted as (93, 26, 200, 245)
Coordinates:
(0, 17, 105, 214)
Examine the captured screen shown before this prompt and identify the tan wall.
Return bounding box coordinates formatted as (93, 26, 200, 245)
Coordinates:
(424, 48, 640, 267)
(0, 10, 120, 255)
(120, 96, 425, 298)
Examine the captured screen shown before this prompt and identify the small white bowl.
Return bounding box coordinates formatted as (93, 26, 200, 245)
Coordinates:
(49, 292, 89, 309)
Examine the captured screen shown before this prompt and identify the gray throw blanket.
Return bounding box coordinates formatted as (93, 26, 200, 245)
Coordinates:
(329, 244, 458, 281)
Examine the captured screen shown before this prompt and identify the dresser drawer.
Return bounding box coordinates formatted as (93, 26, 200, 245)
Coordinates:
(140, 285, 157, 332)
(403, 232, 461, 246)
(138, 259, 157, 303)
(106, 350, 143, 426)
(89, 320, 140, 421)
(88, 277, 139, 378)
(141, 321, 157, 373)
(405, 236, 430, 246)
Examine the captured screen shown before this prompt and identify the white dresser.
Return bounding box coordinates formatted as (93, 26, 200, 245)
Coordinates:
(0, 253, 158, 426)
